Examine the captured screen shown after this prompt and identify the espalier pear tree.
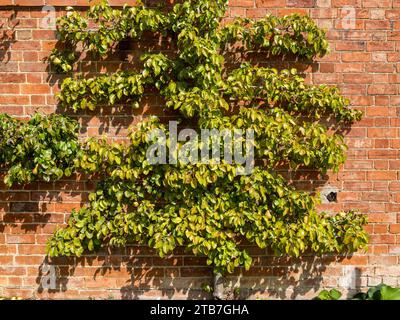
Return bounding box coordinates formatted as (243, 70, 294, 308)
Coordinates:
(1, 0, 368, 297)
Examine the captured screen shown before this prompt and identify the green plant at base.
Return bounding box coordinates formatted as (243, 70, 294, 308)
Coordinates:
(314, 289, 342, 300)
(353, 284, 400, 300)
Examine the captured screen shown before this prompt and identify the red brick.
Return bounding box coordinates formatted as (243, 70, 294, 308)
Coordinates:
(32, 30, 56, 40)
(363, 0, 392, 7)
(369, 256, 397, 265)
(341, 256, 368, 265)
(366, 63, 395, 73)
(0, 74, 25, 83)
(255, 0, 284, 7)
(19, 63, 48, 72)
(21, 84, 51, 94)
(23, 51, 39, 61)
(388, 32, 400, 40)
(342, 52, 371, 62)
(367, 41, 395, 51)
(343, 74, 372, 84)
(246, 8, 267, 18)
(286, 0, 314, 7)
(332, 0, 361, 8)
(361, 192, 390, 202)
(13, 0, 44, 4)
(390, 224, 400, 234)
(386, 10, 400, 19)
(319, 63, 335, 73)
(335, 63, 364, 72)
(6, 234, 35, 244)
(15, 255, 45, 265)
(369, 150, 398, 159)
(370, 235, 396, 244)
(11, 41, 41, 51)
(336, 41, 366, 51)
(367, 128, 397, 138)
(368, 85, 398, 95)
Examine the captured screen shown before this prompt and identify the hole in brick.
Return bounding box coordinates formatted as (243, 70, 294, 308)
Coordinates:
(326, 191, 337, 203)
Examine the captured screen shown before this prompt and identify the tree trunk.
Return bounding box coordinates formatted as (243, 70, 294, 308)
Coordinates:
(213, 272, 226, 300)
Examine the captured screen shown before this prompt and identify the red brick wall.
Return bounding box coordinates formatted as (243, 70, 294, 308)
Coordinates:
(0, 0, 399, 299)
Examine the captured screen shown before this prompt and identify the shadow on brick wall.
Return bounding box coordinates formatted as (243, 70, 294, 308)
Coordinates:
(0, 176, 89, 235)
(0, 10, 18, 63)
(32, 246, 360, 300)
